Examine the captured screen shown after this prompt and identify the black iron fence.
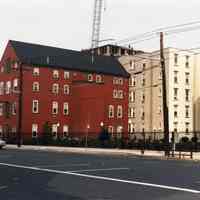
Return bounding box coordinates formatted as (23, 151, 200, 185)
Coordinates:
(3, 131, 200, 152)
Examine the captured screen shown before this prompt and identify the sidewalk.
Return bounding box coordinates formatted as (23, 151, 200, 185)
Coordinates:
(6, 144, 200, 161)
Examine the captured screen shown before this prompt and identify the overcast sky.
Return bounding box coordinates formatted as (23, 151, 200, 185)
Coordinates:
(1, 0, 200, 57)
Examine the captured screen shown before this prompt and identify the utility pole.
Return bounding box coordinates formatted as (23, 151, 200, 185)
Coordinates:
(160, 32, 170, 156)
(17, 62, 23, 147)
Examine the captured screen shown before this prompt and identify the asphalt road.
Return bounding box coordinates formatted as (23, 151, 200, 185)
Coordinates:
(0, 149, 200, 200)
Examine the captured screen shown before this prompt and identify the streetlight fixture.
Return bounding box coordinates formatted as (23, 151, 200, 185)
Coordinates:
(85, 124, 90, 148)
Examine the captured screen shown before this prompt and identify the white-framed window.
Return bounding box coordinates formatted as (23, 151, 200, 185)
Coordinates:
(63, 102, 69, 115)
(113, 89, 118, 98)
(13, 79, 18, 91)
(12, 61, 19, 70)
(129, 107, 135, 118)
(185, 105, 189, 118)
(52, 83, 59, 94)
(32, 100, 39, 113)
(63, 125, 69, 138)
(5, 81, 11, 94)
(0, 82, 4, 95)
(52, 124, 58, 138)
(32, 124, 38, 138)
(53, 70, 59, 79)
(116, 126, 123, 138)
(96, 75, 102, 83)
(0, 125, 3, 138)
(119, 78, 123, 85)
(12, 102, 17, 115)
(52, 101, 58, 115)
(32, 82, 40, 92)
(63, 84, 70, 95)
(185, 89, 190, 101)
(108, 105, 114, 118)
(142, 93, 145, 104)
(0, 103, 3, 116)
(174, 88, 178, 100)
(108, 126, 114, 134)
(64, 71, 70, 79)
(185, 72, 190, 85)
(33, 67, 39, 76)
(174, 71, 178, 84)
(88, 74, 93, 82)
(113, 77, 119, 85)
(129, 91, 135, 102)
(118, 90, 123, 99)
(117, 105, 123, 118)
(174, 53, 178, 65)
(186, 55, 189, 68)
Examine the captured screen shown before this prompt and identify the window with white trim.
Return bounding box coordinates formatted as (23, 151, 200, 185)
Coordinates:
(113, 89, 118, 98)
(64, 71, 70, 79)
(0, 82, 4, 95)
(0, 103, 3, 116)
(13, 79, 18, 91)
(33, 68, 39, 76)
(63, 84, 69, 95)
(96, 75, 102, 83)
(5, 81, 11, 94)
(52, 124, 58, 138)
(63, 102, 69, 115)
(116, 126, 123, 138)
(117, 105, 123, 118)
(12, 102, 17, 115)
(129, 91, 135, 102)
(52, 101, 58, 114)
(53, 70, 59, 79)
(32, 82, 39, 92)
(88, 74, 93, 82)
(118, 90, 123, 99)
(63, 125, 69, 138)
(32, 100, 39, 113)
(32, 124, 38, 138)
(108, 126, 114, 134)
(119, 78, 123, 85)
(52, 83, 59, 94)
(108, 105, 114, 118)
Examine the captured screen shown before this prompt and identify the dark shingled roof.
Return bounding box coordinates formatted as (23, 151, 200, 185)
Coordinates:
(10, 40, 130, 78)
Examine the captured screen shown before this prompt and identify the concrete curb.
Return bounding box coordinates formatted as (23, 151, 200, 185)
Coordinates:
(5, 145, 200, 161)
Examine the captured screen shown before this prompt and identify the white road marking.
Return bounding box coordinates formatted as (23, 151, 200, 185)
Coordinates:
(0, 186, 8, 190)
(0, 162, 199, 194)
(36, 163, 90, 168)
(68, 168, 130, 173)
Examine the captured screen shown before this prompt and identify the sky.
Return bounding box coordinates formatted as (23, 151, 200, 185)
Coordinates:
(1, 0, 200, 57)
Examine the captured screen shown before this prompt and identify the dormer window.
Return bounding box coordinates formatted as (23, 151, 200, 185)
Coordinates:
(88, 74, 93, 82)
(53, 70, 59, 79)
(33, 68, 39, 76)
(96, 75, 102, 83)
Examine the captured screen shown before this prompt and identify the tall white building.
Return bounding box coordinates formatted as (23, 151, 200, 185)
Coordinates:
(119, 48, 199, 142)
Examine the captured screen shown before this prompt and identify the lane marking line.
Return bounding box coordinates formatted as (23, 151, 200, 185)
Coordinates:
(68, 168, 130, 173)
(0, 162, 199, 194)
(35, 163, 90, 168)
(0, 186, 8, 190)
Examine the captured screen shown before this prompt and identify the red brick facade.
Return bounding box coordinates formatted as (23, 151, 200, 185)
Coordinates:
(0, 41, 129, 141)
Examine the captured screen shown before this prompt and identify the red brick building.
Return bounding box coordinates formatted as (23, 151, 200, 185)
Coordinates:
(0, 40, 129, 142)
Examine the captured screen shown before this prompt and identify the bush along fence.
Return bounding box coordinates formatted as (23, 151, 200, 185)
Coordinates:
(3, 131, 200, 152)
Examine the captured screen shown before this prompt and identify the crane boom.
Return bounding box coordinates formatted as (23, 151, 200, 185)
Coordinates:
(91, 0, 104, 48)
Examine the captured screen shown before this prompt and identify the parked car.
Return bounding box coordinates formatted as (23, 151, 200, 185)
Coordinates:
(0, 139, 6, 149)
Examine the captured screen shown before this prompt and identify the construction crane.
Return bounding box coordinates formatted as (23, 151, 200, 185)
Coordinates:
(91, 0, 106, 49)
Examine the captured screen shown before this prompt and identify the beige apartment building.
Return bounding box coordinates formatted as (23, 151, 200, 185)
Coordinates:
(119, 48, 200, 142)
(85, 45, 200, 141)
